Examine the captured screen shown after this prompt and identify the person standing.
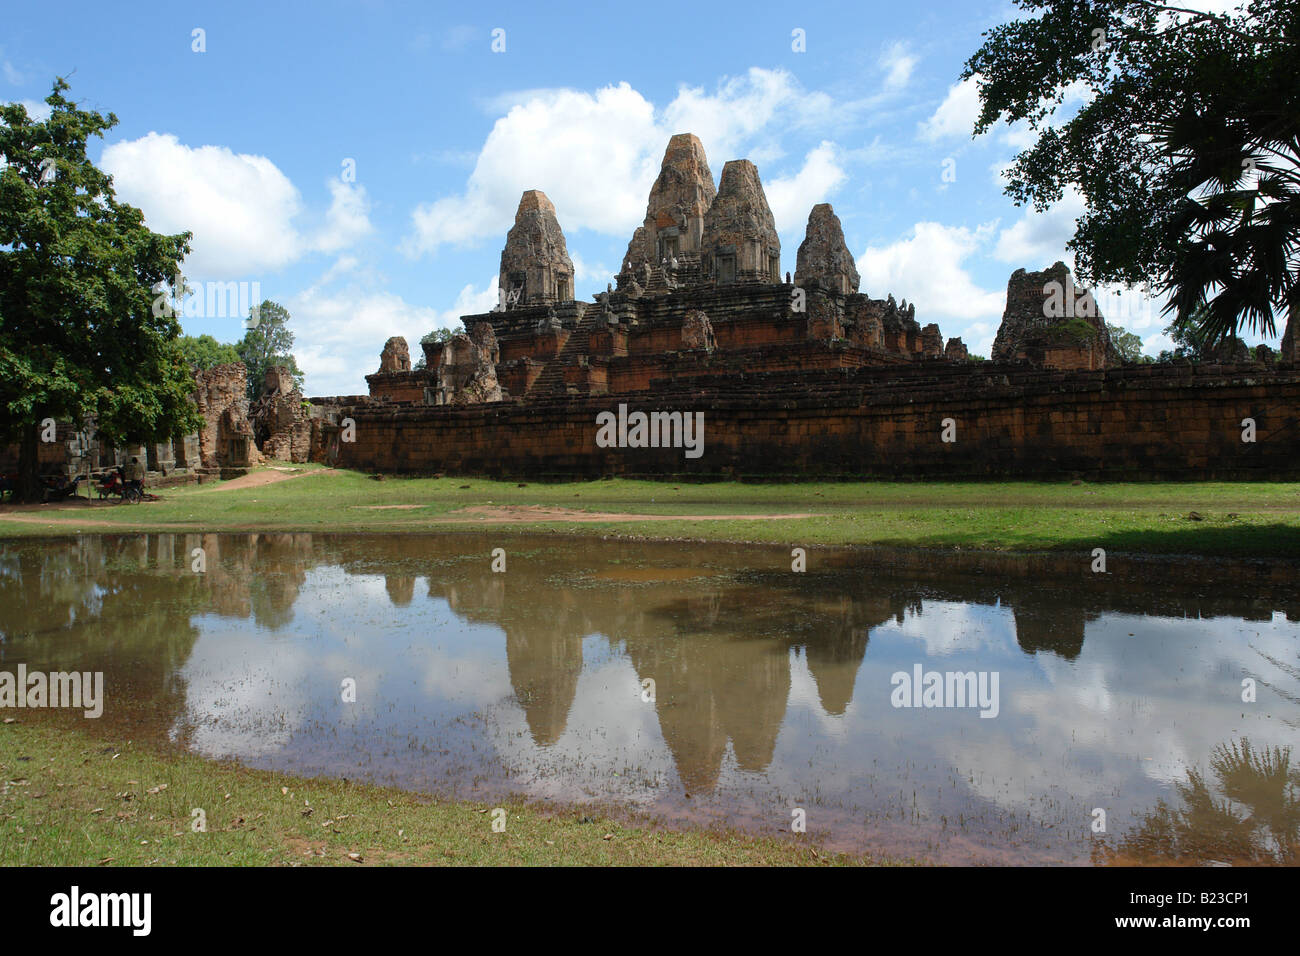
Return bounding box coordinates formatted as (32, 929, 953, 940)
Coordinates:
(125, 457, 144, 495)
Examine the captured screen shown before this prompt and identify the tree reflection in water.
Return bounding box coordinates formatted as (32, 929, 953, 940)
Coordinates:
(1096, 738, 1300, 866)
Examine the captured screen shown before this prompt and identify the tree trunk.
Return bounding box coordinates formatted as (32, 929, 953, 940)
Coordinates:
(15, 422, 43, 504)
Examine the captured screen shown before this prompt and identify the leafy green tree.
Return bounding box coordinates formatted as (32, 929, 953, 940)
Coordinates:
(0, 80, 203, 501)
(420, 328, 456, 345)
(177, 334, 240, 371)
(1156, 305, 1213, 362)
(236, 300, 303, 400)
(1106, 323, 1148, 363)
(965, 0, 1300, 347)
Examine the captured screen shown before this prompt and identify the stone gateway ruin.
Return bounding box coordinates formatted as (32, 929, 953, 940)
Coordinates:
(304, 133, 1299, 481)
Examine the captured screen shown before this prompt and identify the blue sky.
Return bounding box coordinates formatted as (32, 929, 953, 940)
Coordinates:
(3, 0, 1259, 395)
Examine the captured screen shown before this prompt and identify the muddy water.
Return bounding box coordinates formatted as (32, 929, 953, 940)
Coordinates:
(2, 533, 1297, 865)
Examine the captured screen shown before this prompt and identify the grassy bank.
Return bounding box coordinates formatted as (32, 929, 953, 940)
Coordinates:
(0, 720, 867, 866)
(1, 465, 1298, 556)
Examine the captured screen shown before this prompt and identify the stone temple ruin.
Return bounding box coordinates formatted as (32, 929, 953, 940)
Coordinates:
(3, 362, 318, 488)
(7, 133, 1296, 485)
(360, 133, 946, 408)
(306, 133, 1296, 481)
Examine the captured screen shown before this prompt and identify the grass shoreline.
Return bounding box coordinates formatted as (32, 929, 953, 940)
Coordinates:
(0, 465, 1297, 557)
(0, 719, 877, 867)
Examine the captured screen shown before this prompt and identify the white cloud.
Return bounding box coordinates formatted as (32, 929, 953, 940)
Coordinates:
(406, 83, 661, 255)
(999, 122, 1037, 150)
(766, 141, 847, 234)
(103, 133, 303, 277)
(3, 60, 23, 85)
(101, 132, 372, 279)
(919, 75, 982, 143)
(664, 68, 834, 156)
(992, 188, 1084, 267)
(317, 254, 360, 285)
(287, 272, 498, 395)
(859, 221, 1004, 354)
(406, 69, 843, 257)
(437, 274, 499, 327)
(880, 42, 917, 92)
(312, 179, 373, 254)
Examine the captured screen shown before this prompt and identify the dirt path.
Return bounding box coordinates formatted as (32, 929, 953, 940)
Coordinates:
(0, 511, 126, 528)
(190, 467, 337, 492)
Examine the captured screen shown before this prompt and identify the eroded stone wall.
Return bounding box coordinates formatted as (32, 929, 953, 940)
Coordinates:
(322, 362, 1300, 480)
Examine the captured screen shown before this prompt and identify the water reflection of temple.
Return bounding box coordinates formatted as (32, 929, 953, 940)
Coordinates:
(2, 533, 1295, 795)
(0, 532, 316, 740)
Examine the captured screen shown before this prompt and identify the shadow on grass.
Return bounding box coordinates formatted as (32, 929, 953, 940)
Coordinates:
(1079, 522, 1300, 558)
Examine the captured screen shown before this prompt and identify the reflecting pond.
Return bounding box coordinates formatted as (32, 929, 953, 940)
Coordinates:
(2, 533, 1297, 864)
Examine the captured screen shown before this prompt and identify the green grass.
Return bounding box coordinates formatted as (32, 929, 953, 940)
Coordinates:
(0, 720, 876, 867)
(1, 465, 1298, 556)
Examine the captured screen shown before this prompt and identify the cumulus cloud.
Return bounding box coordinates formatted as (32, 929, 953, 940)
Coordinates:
(100, 132, 373, 279)
(406, 84, 661, 255)
(663, 68, 834, 156)
(860, 221, 1003, 318)
(918, 75, 982, 143)
(405, 69, 845, 257)
(765, 141, 847, 234)
(287, 270, 498, 396)
(992, 188, 1085, 268)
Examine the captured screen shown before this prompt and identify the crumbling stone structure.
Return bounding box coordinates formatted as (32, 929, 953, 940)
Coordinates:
(992, 262, 1116, 370)
(432, 322, 503, 406)
(681, 310, 716, 351)
(252, 366, 312, 463)
(794, 203, 859, 294)
(194, 362, 261, 477)
(379, 336, 411, 372)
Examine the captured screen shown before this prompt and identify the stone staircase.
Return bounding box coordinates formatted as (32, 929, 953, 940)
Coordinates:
(525, 310, 601, 398)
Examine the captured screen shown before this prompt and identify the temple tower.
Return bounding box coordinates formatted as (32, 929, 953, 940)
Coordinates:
(701, 159, 780, 285)
(499, 190, 574, 308)
(621, 133, 716, 283)
(794, 203, 860, 294)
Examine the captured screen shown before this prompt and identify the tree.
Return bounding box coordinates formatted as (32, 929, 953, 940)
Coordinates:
(0, 80, 203, 501)
(1157, 305, 1213, 361)
(965, 0, 1300, 347)
(177, 334, 240, 371)
(236, 300, 303, 400)
(1106, 323, 1148, 363)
